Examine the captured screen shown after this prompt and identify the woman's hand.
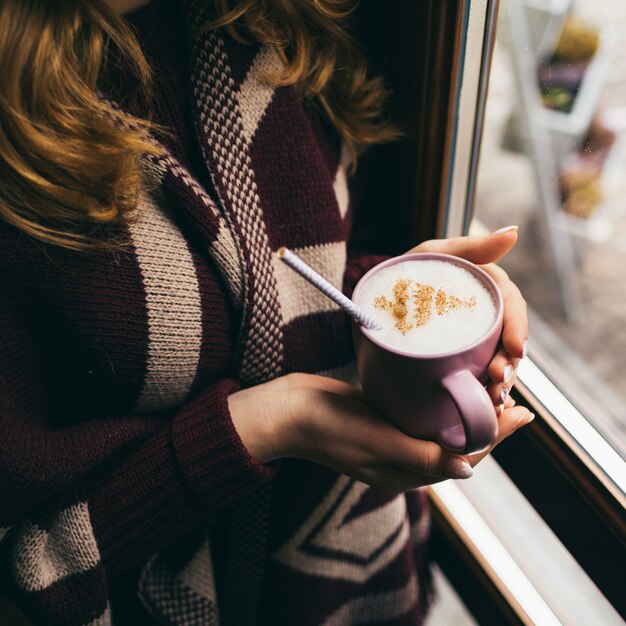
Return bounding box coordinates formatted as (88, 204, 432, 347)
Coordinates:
(229, 373, 533, 494)
(408, 225, 527, 413)
(229, 226, 531, 493)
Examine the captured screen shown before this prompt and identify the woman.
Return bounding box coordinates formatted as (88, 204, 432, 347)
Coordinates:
(0, 0, 532, 624)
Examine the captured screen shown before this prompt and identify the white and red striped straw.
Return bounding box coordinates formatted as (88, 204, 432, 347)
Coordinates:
(277, 247, 382, 331)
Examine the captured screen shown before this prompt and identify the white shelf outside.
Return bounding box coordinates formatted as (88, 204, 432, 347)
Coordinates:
(554, 108, 626, 244)
(556, 212, 613, 243)
(539, 26, 617, 163)
(522, 0, 574, 60)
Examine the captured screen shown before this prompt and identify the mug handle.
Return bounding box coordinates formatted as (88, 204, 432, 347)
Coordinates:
(439, 370, 498, 454)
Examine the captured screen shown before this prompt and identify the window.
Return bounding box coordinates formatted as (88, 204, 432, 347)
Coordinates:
(420, 0, 626, 622)
(475, 0, 626, 457)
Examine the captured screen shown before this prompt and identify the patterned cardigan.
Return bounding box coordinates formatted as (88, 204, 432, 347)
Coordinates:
(0, 2, 432, 624)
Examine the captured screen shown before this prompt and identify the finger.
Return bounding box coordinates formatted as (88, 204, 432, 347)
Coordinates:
(488, 349, 520, 384)
(465, 406, 534, 466)
(495, 406, 534, 445)
(488, 386, 518, 413)
(386, 405, 530, 481)
(487, 381, 509, 408)
(409, 228, 518, 265)
(378, 436, 448, 477)
(307, 392, 472, 483)
(379, 434, 478, 481)
(487, 350, 519, 407)
(481, 264, 528, 359)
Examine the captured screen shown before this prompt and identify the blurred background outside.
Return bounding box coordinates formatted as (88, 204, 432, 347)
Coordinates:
(474, 0, 626, 457)
(427, 2, 626, 622)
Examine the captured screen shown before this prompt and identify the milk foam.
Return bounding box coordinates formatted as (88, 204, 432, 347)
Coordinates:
(355, 260, 497, 354)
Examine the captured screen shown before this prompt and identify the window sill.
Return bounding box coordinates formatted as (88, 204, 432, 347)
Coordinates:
(429, 454, 623, 625)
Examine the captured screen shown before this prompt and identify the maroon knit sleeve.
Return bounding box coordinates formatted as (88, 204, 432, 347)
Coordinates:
(88, 379, 276, 575)
(0, 287, 275, 588)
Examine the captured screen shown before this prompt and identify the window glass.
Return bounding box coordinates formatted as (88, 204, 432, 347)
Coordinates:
(474, 0, 626, 456)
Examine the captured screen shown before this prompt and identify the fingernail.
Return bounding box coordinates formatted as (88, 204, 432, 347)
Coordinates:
(509, 398, 516, 407)
(516, 411, 535, 427)
(521, 340, 528, 359)
(498, 404, 504, 416)
(500, 386, 509, 404)
(443, 458, 473, 480)
(503, 364, 514, 383)
(490, 225, 518, 236)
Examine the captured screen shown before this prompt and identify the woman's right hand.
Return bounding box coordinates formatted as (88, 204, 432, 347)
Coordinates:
(228, 373, 533, 494)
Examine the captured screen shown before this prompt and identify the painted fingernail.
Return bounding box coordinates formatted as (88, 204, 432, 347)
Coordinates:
(490, 225, 519, 236)
(443, 458, 473, 480)
(521, 340, 528, 359)
(500, 386, 509, 404)
(503, 364, 514, 383)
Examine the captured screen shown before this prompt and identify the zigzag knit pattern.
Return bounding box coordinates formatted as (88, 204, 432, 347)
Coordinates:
(190, 21, 285, 385)
(0, 2, 432, 624)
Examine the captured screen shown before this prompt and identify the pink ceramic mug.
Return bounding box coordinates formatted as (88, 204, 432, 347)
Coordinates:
(351, 253, 503, 455)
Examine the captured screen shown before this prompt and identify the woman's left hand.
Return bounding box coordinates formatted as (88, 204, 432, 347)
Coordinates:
(407, 225, 527, 413)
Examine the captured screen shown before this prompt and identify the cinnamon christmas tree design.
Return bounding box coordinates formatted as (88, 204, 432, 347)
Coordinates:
(374, 278, 476, 333)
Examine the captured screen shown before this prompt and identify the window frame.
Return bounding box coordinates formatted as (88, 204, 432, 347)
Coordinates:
(423, 0, 626, 620)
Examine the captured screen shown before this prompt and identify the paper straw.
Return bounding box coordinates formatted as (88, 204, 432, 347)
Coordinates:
(277, 247, 382, 331)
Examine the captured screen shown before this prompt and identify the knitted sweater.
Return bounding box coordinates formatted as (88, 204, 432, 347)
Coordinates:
(0, 1, 432, 624)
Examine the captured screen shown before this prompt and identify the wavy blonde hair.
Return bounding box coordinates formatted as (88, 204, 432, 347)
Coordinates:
(0, 0, 396, 250)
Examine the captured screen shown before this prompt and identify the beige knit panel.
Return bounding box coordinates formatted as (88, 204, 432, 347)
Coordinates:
(86, 606, 111, 626)
(274, 476, 410, 583)
(130, 187, 203, 413)
(144, 154, 244, 308)
(237, 46, 284, 143)
(272, 242, 347, 325)
(12, 503, 100, 593)
(333, 142, 351, 220)
(321, 573, 418, 626)
(210, 224, 245, 308)
(178, 537, 217, 601)
(410, 496, 431, 546)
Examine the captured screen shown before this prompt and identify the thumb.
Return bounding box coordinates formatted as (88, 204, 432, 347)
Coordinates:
(409, 226, 518, 265)
(390, 436, 475, 480)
